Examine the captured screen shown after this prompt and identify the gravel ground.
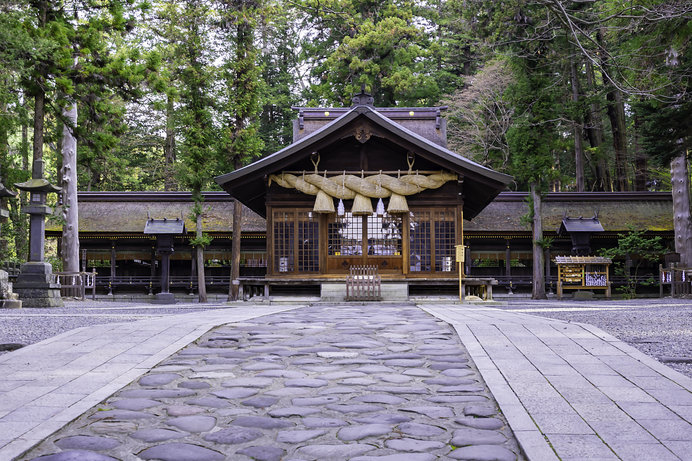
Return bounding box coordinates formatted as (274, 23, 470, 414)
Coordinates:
(0, 301, 228, 355)
(2, 298, 691, 379)
(500, 298, 692, 378)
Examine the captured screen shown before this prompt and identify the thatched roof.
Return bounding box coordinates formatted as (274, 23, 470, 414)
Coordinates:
(46, 191, 673, 235)
(45, 192, 266, 234)
(466, 192, 673, 233)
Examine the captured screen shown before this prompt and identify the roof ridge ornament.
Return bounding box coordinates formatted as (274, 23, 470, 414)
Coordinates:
(351, 84, 374, 107)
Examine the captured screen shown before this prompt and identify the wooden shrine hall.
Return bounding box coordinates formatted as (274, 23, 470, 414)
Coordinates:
(215, 90, 513, 300)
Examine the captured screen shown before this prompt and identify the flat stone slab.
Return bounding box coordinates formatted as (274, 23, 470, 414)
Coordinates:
(267, 406, 321, 417)
(54, 436, 120, 451)
(236, 446, 285, 461)
(353, 454, 437, 461)
(295, 443, 374, 459)
(130, 429, 188, 443)
(337, 423, 392, 441)
(400, 405, 456, 418)
(230, 416, 294, 429)
(451, 427, 507, 446)
(110, 398, 160, 411)
(447, 445, 517, 461)
(398, 422, 447, 437)
(31, 451, 119, 461)
(139, 442, 225, 461)
(203, 427, 264, 444)
(385, 437, 446, 452)
(165, 415, 216, 433)
(221, 377, 274, 388)
(276, 429, 327, 443)
(138, 373, 181, 386)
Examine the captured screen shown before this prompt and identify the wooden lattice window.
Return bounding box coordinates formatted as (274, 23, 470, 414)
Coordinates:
(409, 208, 456, 273)
(409, 211, 431, 272)
(297, 217, 319, 272)
(328, 212, 362, 256)
(273, 211, 294, 273)
(272, 210, 319, 273)
(434, 210, 456, 272)
(367, 214, 402, 255)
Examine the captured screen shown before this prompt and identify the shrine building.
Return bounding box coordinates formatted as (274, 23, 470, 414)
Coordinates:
(214, 90, 512, 298)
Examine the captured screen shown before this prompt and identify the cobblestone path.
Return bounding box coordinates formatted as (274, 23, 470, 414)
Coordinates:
(23, 304, 522, 461)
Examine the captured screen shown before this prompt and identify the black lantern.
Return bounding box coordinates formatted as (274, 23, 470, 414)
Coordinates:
(144, 217, 186, 304)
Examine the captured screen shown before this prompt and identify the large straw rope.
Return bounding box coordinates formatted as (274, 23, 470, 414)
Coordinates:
(268, 171, 456, 199)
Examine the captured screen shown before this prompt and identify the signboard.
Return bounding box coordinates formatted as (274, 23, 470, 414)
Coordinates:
(455, 244, 465, 263)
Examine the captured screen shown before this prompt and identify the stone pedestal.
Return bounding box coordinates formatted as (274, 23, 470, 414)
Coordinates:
(0, 270, 21, 309)
(14, 262, 63, 308)
(151, 292, 176, 304)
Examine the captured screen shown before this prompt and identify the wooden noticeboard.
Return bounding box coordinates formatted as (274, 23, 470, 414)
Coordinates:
(455, 244, 465, 263)
(555, 256, 611, 299)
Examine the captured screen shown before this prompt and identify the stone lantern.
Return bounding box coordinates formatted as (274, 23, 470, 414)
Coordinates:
(14, 163, 63, 308)
(0, 180, 21, 309)
(144, 217, 186, 304)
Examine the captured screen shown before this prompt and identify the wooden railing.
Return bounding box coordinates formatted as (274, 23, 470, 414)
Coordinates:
(346, 265, 381, 301)
(660, 266, 692, 297)
(54, 271, 97, 300)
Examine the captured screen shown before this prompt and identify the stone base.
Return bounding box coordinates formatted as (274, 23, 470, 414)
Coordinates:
(0, 299, 22, 309)
(321, 282, 408, 302)
(0, 269, 21, 308)
(14, 262, 64, 308)
(151, 292, 177, 304)
(573, 290, 595, 300)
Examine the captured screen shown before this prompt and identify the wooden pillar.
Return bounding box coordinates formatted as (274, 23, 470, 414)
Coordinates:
(190, 251, 196, 295)
(402, 212, 410, 275)
(506, 240, 513, 294)
(319, 213, 327, 274)
(108, 242, 115, 295)
(149, 246, 155, 295)
(464, 238, 471, 276)
(545, 247, 552, 294)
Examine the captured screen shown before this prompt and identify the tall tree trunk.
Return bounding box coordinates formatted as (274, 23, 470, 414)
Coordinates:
(606, 88, 629, 191)
(597, 30, 628, 191)
(229, 196, 242, 301)
(531, 183, 546, 299)
(61, 100, 79, 272)
(569, 54, 585, 192)
(15, 109, 30, 260)
(633, 113, 648, 191)
(584, 61, 609, 191)
(164, 95, 176, 191)
(33, 88, 45, 180)
(195, 212, 207, 302)
(671, 153, 692, 267)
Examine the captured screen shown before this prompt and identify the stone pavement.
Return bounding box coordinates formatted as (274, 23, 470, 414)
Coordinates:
(0, 304, 300, 460)
(2, 302, 692, 460)
(18, 304, 521, 461)
(422, 304, 692, 461)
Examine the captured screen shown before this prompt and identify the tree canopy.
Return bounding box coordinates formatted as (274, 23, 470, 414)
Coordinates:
(0, 0, 689, 263)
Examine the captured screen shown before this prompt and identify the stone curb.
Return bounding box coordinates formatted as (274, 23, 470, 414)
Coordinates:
(420, 305, 561, 461)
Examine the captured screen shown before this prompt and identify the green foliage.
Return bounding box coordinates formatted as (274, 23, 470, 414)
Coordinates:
(601, 228, 666, 298)
(189, 233, 213, 249)
(298, 0, 441, 106)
